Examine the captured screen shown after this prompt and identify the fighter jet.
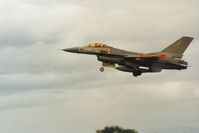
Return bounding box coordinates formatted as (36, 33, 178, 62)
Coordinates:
(62, 36, 193, 77)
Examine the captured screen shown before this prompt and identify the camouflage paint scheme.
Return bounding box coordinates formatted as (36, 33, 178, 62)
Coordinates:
(62, 36, 193, 77)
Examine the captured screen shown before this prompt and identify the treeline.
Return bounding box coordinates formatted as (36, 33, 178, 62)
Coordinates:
(96, 126, 138, 133)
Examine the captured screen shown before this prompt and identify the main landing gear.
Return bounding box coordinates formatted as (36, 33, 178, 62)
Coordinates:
(133, 70, 142, 77)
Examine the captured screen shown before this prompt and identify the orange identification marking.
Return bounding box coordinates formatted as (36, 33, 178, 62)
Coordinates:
(137, 53, 145, 57)
(137, 53, 155, 57)
(159, 54, 167, 59)
(137, 53, 167, 59)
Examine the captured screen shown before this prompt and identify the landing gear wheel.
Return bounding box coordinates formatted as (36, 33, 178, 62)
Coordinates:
(100, 67, 104, 72)
(133, 73, 138, 77)
(133, 71, 142, 77)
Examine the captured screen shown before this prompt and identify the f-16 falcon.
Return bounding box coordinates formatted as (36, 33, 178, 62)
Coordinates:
(62, 36, 193, 77)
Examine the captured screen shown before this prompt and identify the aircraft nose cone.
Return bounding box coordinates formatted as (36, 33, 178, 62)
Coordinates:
(62, 47, 79, 53)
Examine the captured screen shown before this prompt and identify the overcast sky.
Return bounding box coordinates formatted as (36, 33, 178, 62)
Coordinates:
(0, 0, 198, 133)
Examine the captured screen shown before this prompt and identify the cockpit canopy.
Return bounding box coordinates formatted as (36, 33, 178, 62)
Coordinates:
(86, 43, 111, 48)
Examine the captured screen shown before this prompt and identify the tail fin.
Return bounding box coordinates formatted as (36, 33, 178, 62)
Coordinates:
(161, 36, 193, 58)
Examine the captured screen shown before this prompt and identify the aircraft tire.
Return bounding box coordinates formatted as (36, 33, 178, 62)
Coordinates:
(133, 73, 137, 77)
(133, 71, 142, 77)
(100, 67, 104, 72)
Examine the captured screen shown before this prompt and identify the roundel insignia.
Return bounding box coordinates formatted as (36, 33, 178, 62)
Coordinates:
(178, 40, 182, 46)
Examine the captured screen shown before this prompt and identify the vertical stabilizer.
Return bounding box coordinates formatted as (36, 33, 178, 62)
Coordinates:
(161, 36, 193, 58)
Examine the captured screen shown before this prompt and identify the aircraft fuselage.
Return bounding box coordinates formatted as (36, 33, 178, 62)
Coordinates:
(62, 37, 193, 77)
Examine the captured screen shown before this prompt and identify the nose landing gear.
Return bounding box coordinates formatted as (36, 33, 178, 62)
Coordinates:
(100, 67, 104, 72)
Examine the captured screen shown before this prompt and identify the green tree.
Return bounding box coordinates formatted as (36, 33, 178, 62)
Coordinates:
(96, 126, 138, 133)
